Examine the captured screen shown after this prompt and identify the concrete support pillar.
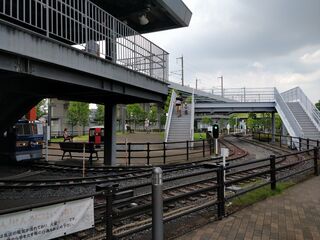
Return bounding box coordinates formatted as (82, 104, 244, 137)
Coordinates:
(104, 103, 117, 165)
(281, 122, 288, 145)
(271, 112, 275, 143)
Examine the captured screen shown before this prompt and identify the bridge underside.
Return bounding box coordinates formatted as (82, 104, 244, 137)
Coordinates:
(0, 22, 168, 134)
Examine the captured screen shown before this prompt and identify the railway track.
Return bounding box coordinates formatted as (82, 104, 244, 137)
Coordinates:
(2, 137, 315, 240)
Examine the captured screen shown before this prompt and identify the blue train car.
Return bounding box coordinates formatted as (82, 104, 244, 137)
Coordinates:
(0, 120, 44, 162)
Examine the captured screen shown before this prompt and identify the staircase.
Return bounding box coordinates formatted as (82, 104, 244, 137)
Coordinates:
(167, 105, 192, 142)
(286, 102, 320, 140)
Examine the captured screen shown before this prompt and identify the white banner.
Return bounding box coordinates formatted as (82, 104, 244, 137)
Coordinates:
(0, 197, 94, 240)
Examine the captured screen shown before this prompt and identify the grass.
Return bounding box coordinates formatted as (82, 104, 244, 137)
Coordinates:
(194, 132, 207, 141)
(231, 181, 294, 207)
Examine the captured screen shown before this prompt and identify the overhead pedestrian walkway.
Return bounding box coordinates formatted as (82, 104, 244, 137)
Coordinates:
(165, 84, 320, 142)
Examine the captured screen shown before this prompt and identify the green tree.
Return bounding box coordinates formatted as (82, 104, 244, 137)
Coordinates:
(148, 105, 158, 123)
(127, 104, 146, 129)
(67, 101, 90, 134)
(36, 99, 46, 118)
(228, 115, 236, 127)
(316, 100, 320, 111)
(95, 104, 104, 125)
(201, 116, 213, 125)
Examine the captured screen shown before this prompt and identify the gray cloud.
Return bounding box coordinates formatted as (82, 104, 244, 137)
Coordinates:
(146, 0, 320, 102)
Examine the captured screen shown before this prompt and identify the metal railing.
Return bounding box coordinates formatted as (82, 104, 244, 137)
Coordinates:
(164, 90, 177, 142)
(201, 87, 275, 102)
(281, 87, 320, 132)
(274, 88, 303, 145)
(252, 131, 320, 151)
(4, 139, 319, 239)
(0, 0, 168, 81)
(45, 137, 214, 166)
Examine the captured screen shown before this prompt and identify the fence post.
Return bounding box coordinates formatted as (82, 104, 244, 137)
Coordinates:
(186, 141, 189, 161)
(270, 155, 276, 190)
(258, 132, 261, 141)
(279, 134, 282, 148)
(163, 142, 166, 165)
(152, 167, 163, 240)
(314, 147, 319, 176)
(202, 139, 205, 157)
(128, 143, 131, 165)
(217, 165, 225, 220)
(290, 137, 293, 149)
(307, 138, 310, 150)
(96, 183, 119, 240)
(299, 137, 302, 151)
(147, 142, 150, 165)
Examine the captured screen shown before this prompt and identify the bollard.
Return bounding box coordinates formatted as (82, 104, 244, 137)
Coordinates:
(152, 167, 163, 240)
(270, 155, 276, 190)
(314, 147, 319, 176)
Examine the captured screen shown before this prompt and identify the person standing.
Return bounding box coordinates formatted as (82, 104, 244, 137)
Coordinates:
(144, 118, 150, 134)
(175, 95, 182, 117)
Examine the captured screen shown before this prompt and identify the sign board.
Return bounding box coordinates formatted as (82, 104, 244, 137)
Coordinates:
(221, 148, 229, 157)
(0, 197, 94, 240)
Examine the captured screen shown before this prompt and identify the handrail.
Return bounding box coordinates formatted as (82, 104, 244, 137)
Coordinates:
(0, 0, 168, 81)
(190, 89, 195, 144)
(274, 88, 303, 148)
(164, 90, 177, 142)
(281, 87, 320, 131)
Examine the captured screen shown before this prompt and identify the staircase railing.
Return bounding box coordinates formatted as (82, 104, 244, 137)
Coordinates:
(164, 90, 177, 142)
(281, 87, 320, 132)
(274, 88, 303, 148)
(190, 90, 195, 145)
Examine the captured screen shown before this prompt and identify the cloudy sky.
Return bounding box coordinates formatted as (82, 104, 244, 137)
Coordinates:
(145, 0, 320, 103)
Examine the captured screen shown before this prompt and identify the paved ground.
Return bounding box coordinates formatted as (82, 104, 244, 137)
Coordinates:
(176, 176, 320, 240)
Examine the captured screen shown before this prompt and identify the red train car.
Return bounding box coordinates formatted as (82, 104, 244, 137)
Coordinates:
(89, 126, 104, 145)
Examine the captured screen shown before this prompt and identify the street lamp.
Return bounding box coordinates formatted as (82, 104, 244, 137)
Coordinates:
(218, 76, 224, 97)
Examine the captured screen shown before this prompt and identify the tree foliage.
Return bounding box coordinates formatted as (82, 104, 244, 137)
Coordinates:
(127, 104, 146, 121)
(95, 104, 104, 125)
(67, 101, 90, 133)
(36, 99, 46, 118)
(201, 116, 213, 125)
(316, 100, 320, 111)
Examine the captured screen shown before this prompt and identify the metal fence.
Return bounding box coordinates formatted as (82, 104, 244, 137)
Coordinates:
(0, 0, 168, 81)
(3, 139, 319, 239)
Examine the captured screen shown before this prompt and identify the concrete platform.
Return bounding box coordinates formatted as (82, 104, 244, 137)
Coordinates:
(176, 176, 320, 240)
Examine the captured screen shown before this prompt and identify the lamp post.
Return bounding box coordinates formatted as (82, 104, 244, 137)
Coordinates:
(218, 76, 224, 97)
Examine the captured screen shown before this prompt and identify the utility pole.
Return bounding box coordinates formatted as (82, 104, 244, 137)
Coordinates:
(218, 76, 224, 97)
(176, 55, 184, 86)
(196, 78, 199, 90)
